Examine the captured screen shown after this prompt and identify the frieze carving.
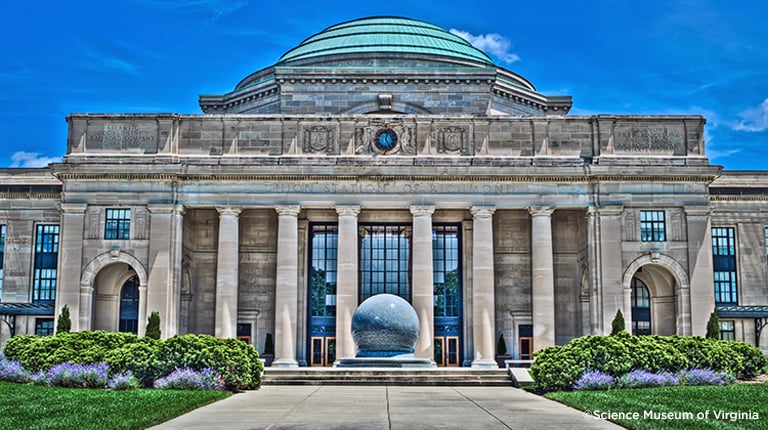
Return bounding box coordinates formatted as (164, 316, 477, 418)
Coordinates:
(87, 123, 157, 151)
(302, 125, 334, 154)
(623, 210, 636, 241)
(134, 207, 148, 240)
(670, 210, 683, 241)
(435, 126, 469, 155)
(615, 125, 684, 152)
(86, 207, 101, 239)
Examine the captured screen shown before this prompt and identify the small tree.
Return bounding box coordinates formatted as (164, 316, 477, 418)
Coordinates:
(497, 334, 508, 356)
(145, 311, 161, 340)
(611, 309, 626, 335)
(56, 304, 71, 333)
(706, 310, 720, 339)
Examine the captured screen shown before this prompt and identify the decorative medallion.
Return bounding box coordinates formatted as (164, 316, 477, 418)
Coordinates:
(373, 128, 398, 153)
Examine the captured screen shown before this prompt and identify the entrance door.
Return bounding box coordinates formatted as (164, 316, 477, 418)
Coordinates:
(310, 336, 336, 367)
(433, 336, 460, 367)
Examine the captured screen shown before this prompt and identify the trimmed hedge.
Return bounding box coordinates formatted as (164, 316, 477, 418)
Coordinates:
(3, 331, 263, 391)
(530, 332, 767, 392)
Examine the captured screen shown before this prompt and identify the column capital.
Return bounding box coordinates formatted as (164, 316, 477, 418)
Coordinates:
(216, 206, 243, 217)
(275, 205, 300, 217)
(410, 205, 435, 217)
(335, 205, 361, 217)
(528, 206, 555, 217)
(59, 203, 87, 214)
(470, 205, 495, 218)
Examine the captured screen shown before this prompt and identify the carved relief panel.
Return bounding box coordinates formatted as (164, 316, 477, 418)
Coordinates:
(435, 126, 470, 155)
(622, 209, 637, 241)
(614, 124, 684, 153)
(301, 124, 338, 154)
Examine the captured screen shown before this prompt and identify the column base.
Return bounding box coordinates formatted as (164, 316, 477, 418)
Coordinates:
(470, 359, 499, 369)
(271, 358, 299, 368)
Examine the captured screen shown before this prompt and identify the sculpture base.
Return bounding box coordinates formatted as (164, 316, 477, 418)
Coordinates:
(336, 356, 434, 368)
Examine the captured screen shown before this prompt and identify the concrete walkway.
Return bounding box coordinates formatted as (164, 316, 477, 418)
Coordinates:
(150, 385, 623, 430)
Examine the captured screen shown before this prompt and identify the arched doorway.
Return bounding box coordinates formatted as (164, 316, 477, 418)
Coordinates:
(631, 278, 651, 335)
(119, 275, 140, 334)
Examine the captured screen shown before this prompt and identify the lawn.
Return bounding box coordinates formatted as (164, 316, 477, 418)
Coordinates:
(545, 383, 768, 430)
(0, 381, 231, 430)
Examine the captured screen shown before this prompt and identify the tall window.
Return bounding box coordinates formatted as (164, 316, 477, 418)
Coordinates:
(0, 224, 5, 299)
(35, 318, 54, 336)
(119, 276, 139, 334)
(360, 224, 410, 302)
(712, 227, 737, 305)
(719, 320, 735, 341)
(433, 225, 460, 318)
(631, 277, 652, 335)
(310, 225, 338, 318)
(33, 225, 59, 304)
(640, 210, 666, 242)
(105, 209, 131, 240)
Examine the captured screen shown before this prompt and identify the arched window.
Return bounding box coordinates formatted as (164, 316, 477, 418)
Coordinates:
(631, 277, 651, 335)
(119, 275, 139, 334)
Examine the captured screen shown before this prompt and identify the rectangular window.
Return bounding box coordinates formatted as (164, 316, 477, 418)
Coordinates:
(35, 318, 54, 336)
(105, 209, 131, 240)
(33, 225, 59, 304)
(310, 225, 338, 317)
(0, 224, 5, 299)
(360, 224, 410, 302)
(640, 210, 666, 242)
(433, 225, 461, 318)
(712, 227, 737, 305)
(719, 320, 735, 341)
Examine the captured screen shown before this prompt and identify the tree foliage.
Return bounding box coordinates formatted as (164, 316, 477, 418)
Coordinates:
(706, 310, 720, 339)
(145, 311, 161, 340)
(56, 305, 72, 333)
(610, 309, 626, 335)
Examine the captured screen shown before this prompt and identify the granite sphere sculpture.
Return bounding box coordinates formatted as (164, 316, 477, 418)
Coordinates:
(351, 293, 420, 357)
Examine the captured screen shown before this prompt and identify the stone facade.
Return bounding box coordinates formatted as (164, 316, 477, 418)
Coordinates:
(1, 17, 767, 365)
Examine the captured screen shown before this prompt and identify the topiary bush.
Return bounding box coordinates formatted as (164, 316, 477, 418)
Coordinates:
(145, 311, 161, 340)
(531, 333, 767, 392)
(153, 334, 263, 391)
(610, 309, 626, 335)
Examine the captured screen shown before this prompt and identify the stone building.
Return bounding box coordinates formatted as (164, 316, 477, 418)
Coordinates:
(0, 17, 766, 367)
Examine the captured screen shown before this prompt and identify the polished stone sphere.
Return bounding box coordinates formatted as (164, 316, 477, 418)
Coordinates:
(351, 293, 420, 357)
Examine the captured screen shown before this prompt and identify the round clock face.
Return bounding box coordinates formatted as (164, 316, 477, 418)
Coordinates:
(374, 129, 398, 153)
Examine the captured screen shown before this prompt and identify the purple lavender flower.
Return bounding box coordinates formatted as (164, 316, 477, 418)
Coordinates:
(154, 367, 225, 390)
(47, 362, 109, 388)
(0, 357, 30, 383)
(574, 370, 614, 390)
(619, 370, 678, 388)
(678, 369, 735, 386)
(108, 371, 139, 390)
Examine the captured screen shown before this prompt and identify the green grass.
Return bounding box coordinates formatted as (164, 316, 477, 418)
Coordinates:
(0, 381, 231, 430)
(546, 384, 768, 430)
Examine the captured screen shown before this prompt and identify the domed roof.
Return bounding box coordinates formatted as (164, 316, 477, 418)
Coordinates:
(277, 16, 494, 66)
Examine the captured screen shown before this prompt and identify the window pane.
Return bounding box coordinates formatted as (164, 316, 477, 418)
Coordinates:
(711, 227, 737, 305)
(33, 225, 59, 304)
(640, 210, 665, 242)
(105, 209, 131, 240)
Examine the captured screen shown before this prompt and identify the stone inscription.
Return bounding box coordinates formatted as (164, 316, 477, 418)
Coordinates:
(257, 182, 582, 195)
(615, 126, 684, 152)
(88, 123, 157, 150)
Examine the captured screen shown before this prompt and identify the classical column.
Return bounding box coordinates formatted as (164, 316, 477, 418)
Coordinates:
(684, 207, 714, 336)
(57, 203, 87, 332)
(335, 205, 360, 361)
(530, 207, 556, 350)
(411, 205, 435, 361)
(214, 207, 241, 339)
(470, 206, 496, 368)
(147, 204, 185, 339)
(273, 205, 300, 368)
(137, 284, 148, 337)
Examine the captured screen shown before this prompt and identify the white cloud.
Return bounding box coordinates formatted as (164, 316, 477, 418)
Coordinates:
(10, 152, 62, 168)
(703, 127, 739, 161)
(733, 98, 768, 132)
(449, 29, 520, 64)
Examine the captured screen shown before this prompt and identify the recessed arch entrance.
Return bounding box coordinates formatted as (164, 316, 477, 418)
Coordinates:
(622, 254, 691, 336)
(80, 252, 148, 335)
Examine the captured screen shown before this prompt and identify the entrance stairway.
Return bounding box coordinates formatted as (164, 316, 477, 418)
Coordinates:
(262, 367, 516, 386)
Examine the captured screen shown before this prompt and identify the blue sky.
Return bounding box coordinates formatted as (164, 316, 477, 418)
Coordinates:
(1, 0, 767, 170)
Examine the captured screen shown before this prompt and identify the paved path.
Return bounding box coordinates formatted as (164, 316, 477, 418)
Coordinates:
(150, 385, 623, 430)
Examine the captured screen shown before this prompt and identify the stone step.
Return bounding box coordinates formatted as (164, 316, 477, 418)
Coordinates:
(262, 368, 516, 386)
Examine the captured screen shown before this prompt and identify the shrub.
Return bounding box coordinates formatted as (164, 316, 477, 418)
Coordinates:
(47, 362, 109, 388)
(104, 338, 159, 387)
(0, 356, 30, 383)
(153, 334, 263, 391)
(108, 371, 140, 390)
(610, 309, 625, 335)
(531, 333, 766, 392)
(574, 371, 614, 390)
(56, 305, 72, 333)
(678, 369, 736, 386)
(618, 370, 678, 389)
(153, 368, 224, 391)
(146, 311, 161, 340)
(706, 311, 720, 339)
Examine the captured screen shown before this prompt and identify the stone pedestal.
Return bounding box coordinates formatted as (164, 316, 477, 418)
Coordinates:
(273, 206, 300, 368)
